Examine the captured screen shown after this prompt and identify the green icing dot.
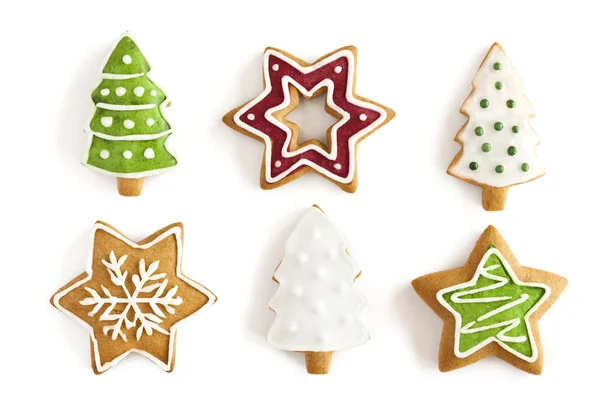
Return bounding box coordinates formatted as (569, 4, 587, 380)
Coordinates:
(474, 126, 484, 136)
(494, 122, 504, 131)
(495, 165, 505, 173)
(469, 162, 478, 170)
(482, 143, 492, 152)
(507, 99, 516, 108)
(522, 163, 530, 172)
(493, 62, 502, 71)
(507, 146, 517, 156)
(495, 81, 503, 90)
(512, 125, 520, 133)
(480, 99, 489, 108)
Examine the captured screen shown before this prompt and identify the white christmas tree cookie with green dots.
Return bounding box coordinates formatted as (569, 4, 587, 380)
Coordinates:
(82, 33, 177, 196)
(447, 43, 544, 211)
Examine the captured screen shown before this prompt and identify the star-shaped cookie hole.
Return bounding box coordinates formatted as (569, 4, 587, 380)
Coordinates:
(280, 88, 342, 150)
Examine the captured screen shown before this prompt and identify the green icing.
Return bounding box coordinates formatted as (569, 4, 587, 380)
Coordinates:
(474, 127, 484, 136)
(480, 99, 490, 108)
(495, 81, 503, 90)
(522, 163, 530, 172)
(512, 125, 520, 133)
(493, 62, 502, 71)
(507, 146, 517, 156)
(87, 135, 176, 174)
(469, 162, 478, 170)
(507, 99, 516, 108)
(440, 251, 547, 359)
(102, 36, 150, 75)
(482, 143, 491, 152)
(495, 165, 504, 173)
(85, 34, 177, 175)
(494, 121, 504, 131)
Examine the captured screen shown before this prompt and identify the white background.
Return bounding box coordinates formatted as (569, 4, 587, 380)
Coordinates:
(1, 0, 597, 398)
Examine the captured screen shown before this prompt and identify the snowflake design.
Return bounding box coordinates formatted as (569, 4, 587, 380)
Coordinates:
(80, 251, 183, 342)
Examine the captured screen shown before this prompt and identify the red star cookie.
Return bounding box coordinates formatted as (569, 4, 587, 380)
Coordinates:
(51, 222, 216, 374)
(223, 46, 395, 192)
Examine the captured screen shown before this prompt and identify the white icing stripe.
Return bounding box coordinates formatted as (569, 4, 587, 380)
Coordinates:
(436, 247, 551, 363)
(52, 223, 216, 373)
(101, 72, 145, 80)
(96, 103, 156, 111)
(89, 129, 172, 141)
(233, 49, 387, 185)
(267, 207, 369, 352)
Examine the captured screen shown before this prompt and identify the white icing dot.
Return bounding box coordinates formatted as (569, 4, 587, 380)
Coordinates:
(100, 88, 110, 96)
(298, 253, 309, 264)
(144, 148, 155, 159)
(317, 333, 330, 344)
(150, 90, 158, 96)
(133, 86, 145, 97)
(247, 113, 255, 121)
(122, 55, 132, 64)
(146, 118, 155, 126)
(292, 285, 304, 297)
(333, 163, 342, 170)
(100, 117, 113, 127)
(316, 269, 328, 280)
(99, 149, 110, 159)
(359, 114, 367, 121)
(115, 87, 126, 96)
(334, 66, 342, 73)
(123, 150, 133, 159)
(272, 64, 279, 71)
(274, 160, 282, 168)
(123, 120, 135, 129)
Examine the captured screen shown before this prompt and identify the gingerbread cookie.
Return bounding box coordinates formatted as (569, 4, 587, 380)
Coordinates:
(82, 33, 177, 196)
(223, 46, 395, 193)
(448, 43, 544, 211)
(412, 226, 567, 374)
(51, 222, 216, 374)
(267, 206, 368, 374)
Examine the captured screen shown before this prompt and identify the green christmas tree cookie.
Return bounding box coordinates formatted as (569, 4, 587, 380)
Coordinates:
(83, 33, 177, 196)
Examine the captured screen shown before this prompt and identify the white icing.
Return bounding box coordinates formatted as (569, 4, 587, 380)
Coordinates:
(123, 120, 135, 129)
(100, 89, 110, 96)
(102, 72, 145, 80)
(334, 163, 341, 170)
(144, 148, 155, 159)
(247, 113, 255, 121)
(123, 150, 133, 159)
(122, 54, 132, 64)
(97, 103, 156, 111)
(51, 223, 216, 373)
(448, 44, 545, 187)
(134, 86, 145, 97)
(100, 149, 110, 159)
(272, 64, 279, 71)
(115, 87, 126, 96)
(90, 129, 172, 142)
(359, 114, 367, 121)
(100, 117, 113, 127)
(146, 118, 155, 126)
(436, 247, 551, 362)
(334, 66, 342, 73)
(80, 252, 183, 341)
(232, 49, 388, 185)
(267, 207, 369, 352)
(274, 160, 282, 167)
(150, 90, 157, 96)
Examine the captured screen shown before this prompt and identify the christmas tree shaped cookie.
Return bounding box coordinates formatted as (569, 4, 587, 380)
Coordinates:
(448, 43, 544, 211)
(83, 33, 177, 196)
(412, 226, 567, 374)
(51, 222, 216, 374)
(268, 206, 368, 374)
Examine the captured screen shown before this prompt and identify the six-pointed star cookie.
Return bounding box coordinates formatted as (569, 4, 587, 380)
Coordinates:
(51, 221, 216, 374)
(222, 46, 395, 193)
(411, 225, 567, 374)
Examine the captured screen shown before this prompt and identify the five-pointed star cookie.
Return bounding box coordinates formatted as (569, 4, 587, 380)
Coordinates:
(411, 226, 567, 374)
(51, 221, 216, 374)
(222, 46, 395, 193)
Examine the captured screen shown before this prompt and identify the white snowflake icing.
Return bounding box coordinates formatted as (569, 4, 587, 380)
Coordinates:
(79, 251, 183, 342)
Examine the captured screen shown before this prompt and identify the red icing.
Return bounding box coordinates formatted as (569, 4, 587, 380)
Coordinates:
(238, 52, 382, 181)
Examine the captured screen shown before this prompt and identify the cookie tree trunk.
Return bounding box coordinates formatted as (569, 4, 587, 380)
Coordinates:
(304, 352, 333, 374)
(117, 177, 144, 197)
(482, 186, 508, 211)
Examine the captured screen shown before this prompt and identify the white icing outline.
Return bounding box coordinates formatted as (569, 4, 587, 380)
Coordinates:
(82, 32, 177, 179)
(436, 247, 550, 363)
(90, 129, 172, 141)
(233, 49, 387, 184)
(52, 223, 216, 373)
(97, 103, 156, 111)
